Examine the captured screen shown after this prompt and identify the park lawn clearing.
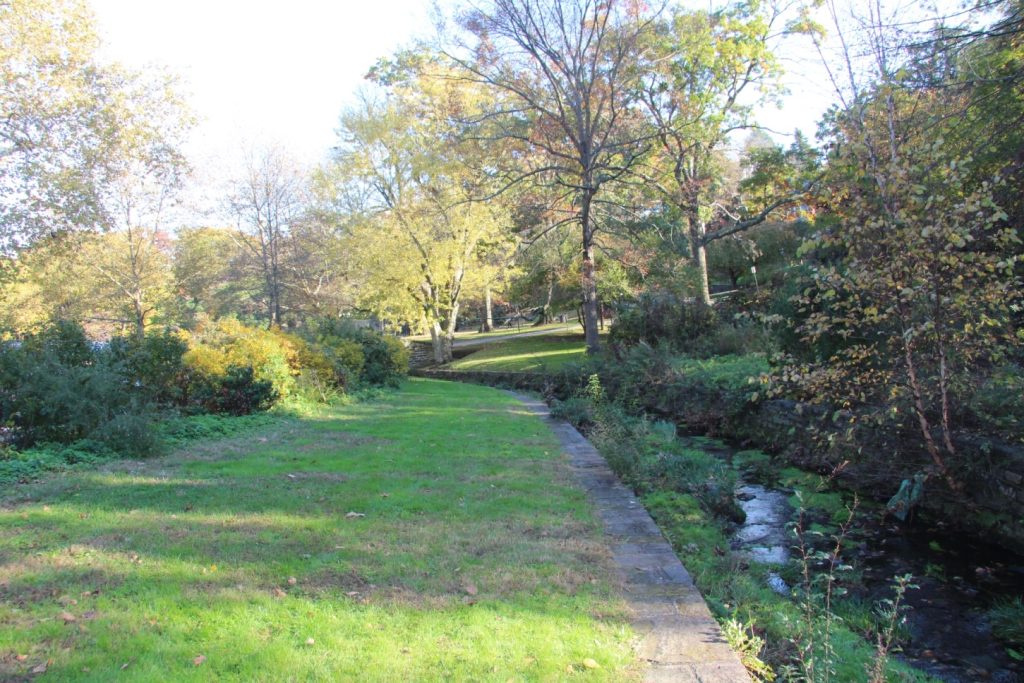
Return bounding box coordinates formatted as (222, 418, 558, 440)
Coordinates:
(447, 333, 589, 372)
(0, 379, 637, 681)
(408, 321, 582, 343)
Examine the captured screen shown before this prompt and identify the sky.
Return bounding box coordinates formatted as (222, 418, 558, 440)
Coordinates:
(89, 0, 834, 222)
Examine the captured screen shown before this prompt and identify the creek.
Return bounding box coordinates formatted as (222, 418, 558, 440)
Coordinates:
(679, 436, 1024, 683)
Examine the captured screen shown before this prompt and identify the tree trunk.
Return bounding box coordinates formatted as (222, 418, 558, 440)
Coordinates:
(580, 192, 600, 354)
(689, 214, 713, 306)
(428, 321, 446, 365)
(133, 296, 146, 341)
(537, 278, 554, 325)
(483, 286, 494, 332)
(442, 301, 460, 364)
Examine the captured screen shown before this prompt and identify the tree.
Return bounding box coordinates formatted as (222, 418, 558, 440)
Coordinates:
(0, 0, 187, 254)
(637, 1, 812, 305)
(450, 0, 660, 353)
(774, 0, 1023, 493)
(228, 146, 308, 328)
(173, 227, 258, 320)
(335, 59, 512, 363)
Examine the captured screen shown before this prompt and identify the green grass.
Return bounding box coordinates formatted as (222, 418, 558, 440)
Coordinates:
(0, 379, 636, 681)
(409, 322, 583, 343)
(447, 334, 589, 373)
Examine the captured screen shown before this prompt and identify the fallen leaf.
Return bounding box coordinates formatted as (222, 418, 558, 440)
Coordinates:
(272, 587, 287, 598)
(345, 511, 365, 519)
(120, 662, 129, 670)
(287, 577, 297, 586)
(463, 582, 478, 596)
(14, 654, 27, 662)
(305, 638, 315, 646)
(582, 658, 600, 669)
(59, 611, 76, 623)
(345, 591, 360, 597)
(30, 662, 47, 674)
(380, 493, 390, 498)
(193, 655, 206, 666)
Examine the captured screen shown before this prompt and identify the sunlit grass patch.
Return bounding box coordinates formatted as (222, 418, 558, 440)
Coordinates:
(0, 379, 637, 681)
(447, 335, 588, 372)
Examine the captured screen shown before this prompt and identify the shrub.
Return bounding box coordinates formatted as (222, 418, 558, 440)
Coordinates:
(108, 330, 188, 405)
(190, 365, 278, 416)
(184, 319, 300, 400)
(549, 397, 594, 427)
(308, 318, 408, 387)
(969, 365, 1024, 440)
(609, 292, 717, 351)
(0, 321, 156, 452)
(361, 334, 409, 387)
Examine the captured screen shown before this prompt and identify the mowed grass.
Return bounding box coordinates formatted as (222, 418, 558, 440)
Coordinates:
(408, 322, 582, 343)
(447, 334, 588, 373)
(0, 379, 637, 681)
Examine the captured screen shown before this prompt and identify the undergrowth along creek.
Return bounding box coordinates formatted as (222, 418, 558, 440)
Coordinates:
(552, 379, 938, 683)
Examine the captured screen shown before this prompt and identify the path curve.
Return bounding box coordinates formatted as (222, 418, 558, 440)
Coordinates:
(510, 391, 751, 683)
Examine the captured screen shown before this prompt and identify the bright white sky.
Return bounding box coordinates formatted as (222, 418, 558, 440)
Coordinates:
(89, 0, 833, 223)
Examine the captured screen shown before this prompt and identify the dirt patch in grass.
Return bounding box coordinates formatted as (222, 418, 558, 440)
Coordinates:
(0, 568, 116, 608)
(295, 567, 373, 598)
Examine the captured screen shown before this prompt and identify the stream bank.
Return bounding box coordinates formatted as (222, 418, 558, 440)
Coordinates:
(680, 433, 1024, 683)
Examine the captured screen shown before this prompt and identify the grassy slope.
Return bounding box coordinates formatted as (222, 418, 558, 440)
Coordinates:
(447, 333, 588, 373)
(409, 322, 582, 343)
(0, 379, 636, 681)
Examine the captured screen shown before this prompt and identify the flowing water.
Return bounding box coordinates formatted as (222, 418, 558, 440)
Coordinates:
(685, 434, 1024, 682)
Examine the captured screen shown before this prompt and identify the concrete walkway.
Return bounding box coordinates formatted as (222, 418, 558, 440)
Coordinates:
(511, 392, 751, 683)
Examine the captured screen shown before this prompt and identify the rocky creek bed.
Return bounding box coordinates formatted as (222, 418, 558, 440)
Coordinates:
(678, 435, 1024, 683)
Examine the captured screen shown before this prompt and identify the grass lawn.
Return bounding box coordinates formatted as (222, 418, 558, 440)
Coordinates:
(408, 321, 582, 343)
(447, 333, 590, 373)
(0, 379, 636, 681)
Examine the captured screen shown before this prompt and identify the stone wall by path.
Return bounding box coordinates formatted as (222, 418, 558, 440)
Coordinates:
(510, 391, 751, 683)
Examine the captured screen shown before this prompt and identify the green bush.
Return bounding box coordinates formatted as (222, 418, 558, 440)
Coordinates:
(108, 330, 189, 405)
(609, 293, 717, 350)
(970, 365, 1024, 440)
(308, 319, 408, 388)
(549, 397, 594, 426)
(0, 321, 156, 453)
(184, 319, 299, 399)
(190, 365, 278, 416)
